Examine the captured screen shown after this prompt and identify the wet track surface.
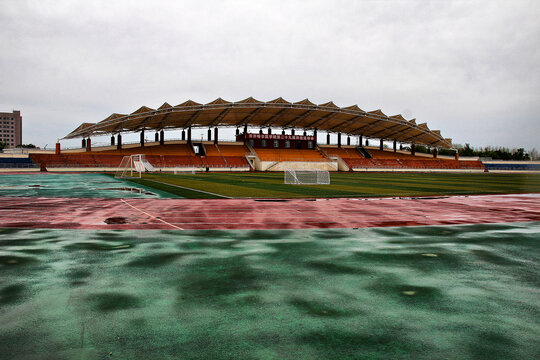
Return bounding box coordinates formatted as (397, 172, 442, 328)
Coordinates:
(0, 223, 539, 359)
(0, 193, 539, 230)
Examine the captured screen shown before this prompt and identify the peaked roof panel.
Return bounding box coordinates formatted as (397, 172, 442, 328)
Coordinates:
(176, 100, 202, 107)
(267, 97, 291, 104)
(293, 99, 316, 106)
(343, 105, 363, 112)
(318, 101, 339, 108)
(206, 97, 231, 105)
(158, 102, 172, 110)
(236, 97, 263, 104)
(389, 114, 406, 121)
(64, 122, 96, 138)
(130, 106, 154, 115)
(367, 109, 386, 117)
(102, 113, 126, 122)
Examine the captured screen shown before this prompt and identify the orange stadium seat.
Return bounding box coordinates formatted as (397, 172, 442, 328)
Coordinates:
(255, 148, 328, 162)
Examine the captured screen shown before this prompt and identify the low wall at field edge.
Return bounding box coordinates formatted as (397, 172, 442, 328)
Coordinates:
(257, 160, 338, 171)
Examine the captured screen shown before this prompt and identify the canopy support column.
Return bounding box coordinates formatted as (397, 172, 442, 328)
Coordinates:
(140, 130, 144, 147)
(411, 143, 416, 156)
(326, 133, 330, 145)
(337, 133, 341, 148)
(111, 136, 115, 146)
(86, 138, 91, 152)
(160, 130, 164, 145)
(214, 127, 218, 144)
(379, 139, 384, 151)
(117, 134, 122, 150)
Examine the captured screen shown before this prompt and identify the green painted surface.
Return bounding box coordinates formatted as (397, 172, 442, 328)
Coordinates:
(0, 223, 538, 359)
(130, 172, 540, 199)
(0, 173, 180, 198)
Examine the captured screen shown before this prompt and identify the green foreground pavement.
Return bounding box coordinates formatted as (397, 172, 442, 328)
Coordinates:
(1, 223, 539, 359)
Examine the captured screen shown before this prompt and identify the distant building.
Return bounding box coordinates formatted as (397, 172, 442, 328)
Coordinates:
(0, 110, 22, 147)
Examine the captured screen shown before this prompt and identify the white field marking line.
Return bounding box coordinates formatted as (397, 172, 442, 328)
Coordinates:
(143, 178, 231, 198)
(120, 199, 184, 230)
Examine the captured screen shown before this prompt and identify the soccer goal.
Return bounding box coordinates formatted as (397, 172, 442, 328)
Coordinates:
(174, 168, 196, 175)
(284, 169, 330, 185)
(115, 154, 155, 179)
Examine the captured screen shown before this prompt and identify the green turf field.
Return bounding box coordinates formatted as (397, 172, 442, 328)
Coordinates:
(123, 172, 540, 199)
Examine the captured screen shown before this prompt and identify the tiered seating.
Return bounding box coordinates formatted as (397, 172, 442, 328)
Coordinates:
(29, 143, 485, 171)
(217, 144, 251, 168)
(459, 161, 485, 170)
(201, 144, 227, 167)
(30, 143, 251, 169)
(218, 144, 250, 156)
(372, 159, 404, 168)
(30, 153, 123, 167)
(345, 157, 481, 170)
(318, 147, 483, 171)
(322, 147, 364, 159)
(368, 149, 418, 159)
(94, 143, 194, 156)
(0, 157, 37, 168)
(255, 148, 328, 162)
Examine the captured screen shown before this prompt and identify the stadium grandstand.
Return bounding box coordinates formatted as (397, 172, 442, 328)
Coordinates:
(25, 97, 490, 172)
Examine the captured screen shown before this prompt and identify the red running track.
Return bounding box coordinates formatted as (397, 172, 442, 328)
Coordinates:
(0, 194, 539, 230)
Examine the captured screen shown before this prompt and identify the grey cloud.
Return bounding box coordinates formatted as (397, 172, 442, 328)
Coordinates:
(1, 0, 539, 150)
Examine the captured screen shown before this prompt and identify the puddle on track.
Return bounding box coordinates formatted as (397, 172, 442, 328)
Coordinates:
(0, 222, 539, 359)
(0, 173, 178, 198)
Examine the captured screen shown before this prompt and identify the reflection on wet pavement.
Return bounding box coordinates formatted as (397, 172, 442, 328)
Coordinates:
(0, 173, 176, 198)
(0, 222, 539, 359)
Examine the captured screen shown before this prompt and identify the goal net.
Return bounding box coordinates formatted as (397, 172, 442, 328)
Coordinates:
(115, 154, 155, 179)
(284, 169, 330, 185)
(174, 168, 196, 175)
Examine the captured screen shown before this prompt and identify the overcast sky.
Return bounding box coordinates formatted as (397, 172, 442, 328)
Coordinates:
(1, 0, 539, 150)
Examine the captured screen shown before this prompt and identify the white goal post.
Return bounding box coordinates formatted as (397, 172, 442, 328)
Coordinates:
(115, 154, 155, 179)
(284, 169, 330, 185)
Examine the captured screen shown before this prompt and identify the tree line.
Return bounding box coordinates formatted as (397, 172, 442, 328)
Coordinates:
(415, 143, 537, 160)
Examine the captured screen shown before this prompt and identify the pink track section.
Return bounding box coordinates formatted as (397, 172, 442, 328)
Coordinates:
(0, 194, 539, 230)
